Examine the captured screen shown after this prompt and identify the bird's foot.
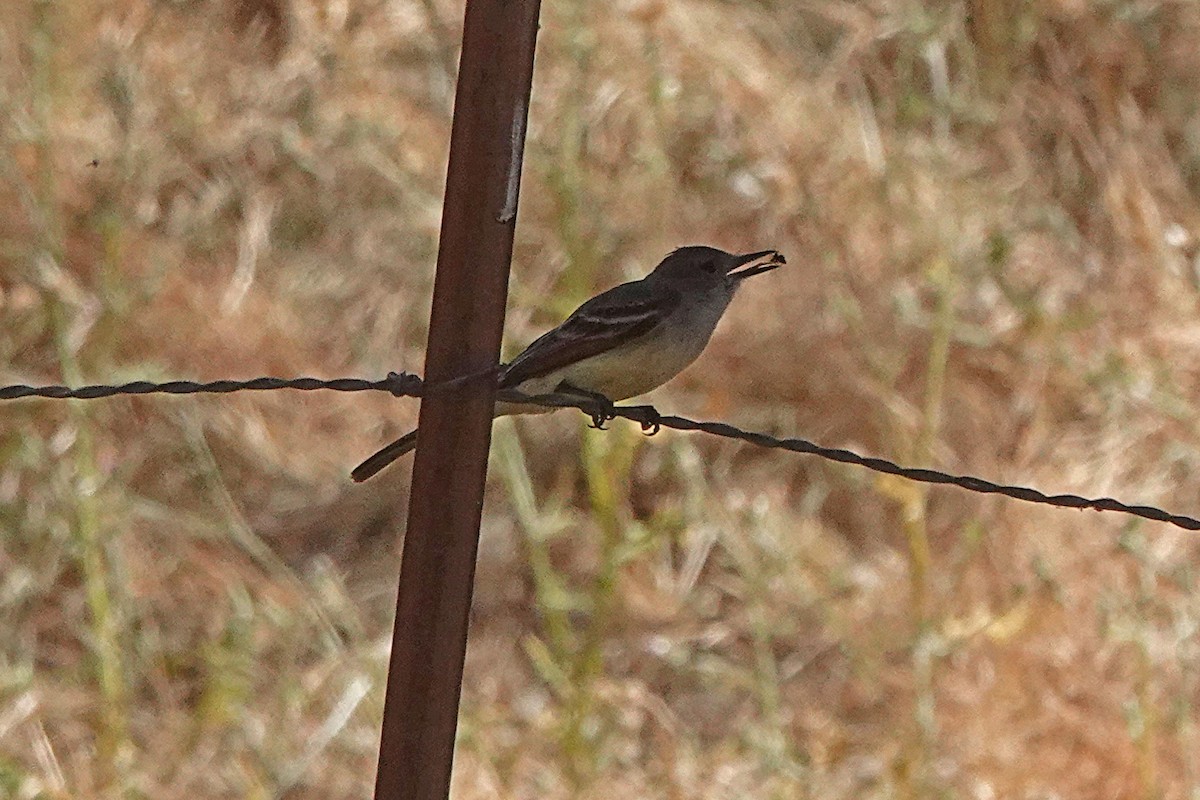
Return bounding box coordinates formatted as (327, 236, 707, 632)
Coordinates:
(619, 404, 662, 436)
(556, 383, 617, 430)
(585, 398, 617, 430)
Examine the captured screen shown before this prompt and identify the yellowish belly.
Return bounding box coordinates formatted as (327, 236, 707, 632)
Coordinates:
(541, 333, 705, 401)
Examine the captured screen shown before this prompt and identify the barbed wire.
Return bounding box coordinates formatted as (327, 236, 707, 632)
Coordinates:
(0, 374, 424, 400)
(4, 373, 1199, 532)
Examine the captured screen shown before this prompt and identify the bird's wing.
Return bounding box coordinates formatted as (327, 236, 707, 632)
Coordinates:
(499, 280, 681, 389)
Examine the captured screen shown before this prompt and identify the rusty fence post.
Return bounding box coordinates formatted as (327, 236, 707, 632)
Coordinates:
(373, 1, 543, 799)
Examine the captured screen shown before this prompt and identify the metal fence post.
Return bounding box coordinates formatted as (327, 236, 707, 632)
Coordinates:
(373, 1, 542, 799)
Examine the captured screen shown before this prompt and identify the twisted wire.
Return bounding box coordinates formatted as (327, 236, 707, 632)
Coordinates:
(4, 374, 1197, 531)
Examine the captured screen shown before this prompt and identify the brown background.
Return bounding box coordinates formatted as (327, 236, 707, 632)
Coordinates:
(3, 0, 1200, 797)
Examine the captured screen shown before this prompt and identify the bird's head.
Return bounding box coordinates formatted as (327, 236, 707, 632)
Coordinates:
(648, 245, 786, 293)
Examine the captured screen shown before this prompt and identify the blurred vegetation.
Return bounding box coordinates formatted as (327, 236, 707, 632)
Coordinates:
(4, 0, 1200, 797)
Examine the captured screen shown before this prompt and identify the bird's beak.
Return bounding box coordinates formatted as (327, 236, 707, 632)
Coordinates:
(727, 249, 786, 281)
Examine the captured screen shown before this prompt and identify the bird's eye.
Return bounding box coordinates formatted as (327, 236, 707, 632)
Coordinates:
(703, 260, 718, 273)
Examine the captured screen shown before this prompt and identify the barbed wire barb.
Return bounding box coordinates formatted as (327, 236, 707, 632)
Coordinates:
(4, 375, 1198, 532)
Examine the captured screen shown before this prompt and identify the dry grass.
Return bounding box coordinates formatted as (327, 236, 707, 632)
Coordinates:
(4, 0, 1200, 797)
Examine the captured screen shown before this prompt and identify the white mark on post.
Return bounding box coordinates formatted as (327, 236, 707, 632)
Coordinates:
(496, 98, 527, 223)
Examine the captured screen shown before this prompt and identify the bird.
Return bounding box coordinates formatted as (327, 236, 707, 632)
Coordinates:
(351, 245, 785, 481)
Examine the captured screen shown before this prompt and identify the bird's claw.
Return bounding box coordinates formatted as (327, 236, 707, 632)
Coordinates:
(585, 398, 617, 430)
(620, 404, 662, 436)
(554, 382, 618, 430)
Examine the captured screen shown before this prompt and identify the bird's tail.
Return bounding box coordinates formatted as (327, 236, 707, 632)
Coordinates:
(351, 429, 419, 482)
(351, 395, 545, 482)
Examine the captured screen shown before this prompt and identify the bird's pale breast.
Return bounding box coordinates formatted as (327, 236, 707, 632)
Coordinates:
(523, 290, 732, 401)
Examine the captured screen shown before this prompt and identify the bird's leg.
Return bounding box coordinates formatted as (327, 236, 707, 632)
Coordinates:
(618, 404, 662, 436)
(555, 382, 617, 429)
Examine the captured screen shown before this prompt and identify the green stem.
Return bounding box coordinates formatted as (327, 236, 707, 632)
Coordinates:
(897, 254, 956, 796)
(32, 0, 131, 781)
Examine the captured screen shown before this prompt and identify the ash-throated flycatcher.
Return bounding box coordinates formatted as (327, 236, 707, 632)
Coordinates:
(351, 245, 785, 481)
